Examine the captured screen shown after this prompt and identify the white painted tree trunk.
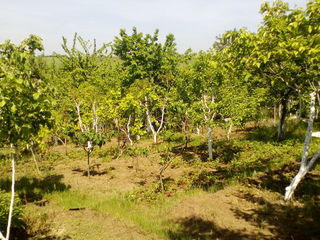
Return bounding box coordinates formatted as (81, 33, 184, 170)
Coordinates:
(202, 95, 216, 160)
(145, 97, 165, 144)
(75, 102, 85, 132)
(92, 100, 98, 133)
(119, 115, 134, 146)
(6, 144, 15, 240)
(196, 127, 200, 135)
(285, 91, 319, 200)
(208, 127, 213, 160)
(227, 124, 233, 141)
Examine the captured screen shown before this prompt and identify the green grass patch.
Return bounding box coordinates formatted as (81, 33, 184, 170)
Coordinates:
(46, 188, 207, 238)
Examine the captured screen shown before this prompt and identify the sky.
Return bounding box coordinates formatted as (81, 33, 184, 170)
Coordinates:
(0, 0, 307, 55)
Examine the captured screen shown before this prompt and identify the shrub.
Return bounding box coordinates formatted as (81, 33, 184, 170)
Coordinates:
(0, 190, 25, 234)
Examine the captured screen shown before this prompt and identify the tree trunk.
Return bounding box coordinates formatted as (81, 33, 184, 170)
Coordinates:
(285, 149, 320, 201)
(285, 91, 318, 200)
(298, 90, 302, 120)
(145, 97, 165, 144)
(75, 102, 85, 132)
(64, 138, 68, 155)
(196, 126, 200, 135)
(30, 145, 41, 175)
(120, 115, 134, 146)
(208, 127, 213, 160)
(182, 118, 188, 148)
(125, 132, 133, 146)
(273, 104, 277, 126)
(87, 151, 90, 177)
(277, 98, 288, 141)
(159, 159, 171, 193)
(227, 124, 232, 141)
(6, 144, 16, 240)
(0, 230, 5, 239)
(159, 171, 164, 193)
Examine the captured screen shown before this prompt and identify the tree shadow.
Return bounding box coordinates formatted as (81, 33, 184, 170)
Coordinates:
(172, 139, 242, 163)
(34, 237, 71, 240)
(245, 120, 308, 143)
(0, 175, 70, 203)
(246, 162, 320, 199)
(72, 164, 109, 176)
(167, 216, 270, 240)
(11, 228, 71, 240)
(232, 191, 320, 240)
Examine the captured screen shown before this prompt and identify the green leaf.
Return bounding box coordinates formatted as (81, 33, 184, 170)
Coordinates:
(0, 100, 5, 107)
(15, 78, 23, 84)
(33, 92, 41, 100)
(10, 104, 17, 113)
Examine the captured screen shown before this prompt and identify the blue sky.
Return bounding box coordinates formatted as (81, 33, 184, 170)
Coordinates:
(0, 0, 307, 54)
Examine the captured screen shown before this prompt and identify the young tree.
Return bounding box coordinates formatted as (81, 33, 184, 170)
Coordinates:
(214, 29, 266, 139)
(180, 52, 221, 160)
(0, 35, 52, 239)
(113, 27, 179, 143)
(57, 33, 109, 176)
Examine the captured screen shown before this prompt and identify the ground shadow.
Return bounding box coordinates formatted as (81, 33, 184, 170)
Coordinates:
(245, 120, 309, 143)
(30, 235, 71, 240)
(72, 164, 109, 176)
(172, 139, 242, 163)
(167, 216, 270, 240)
(10, 227, 71, 240)
(0, 175, 70, 203)
(233, 191, 320, 240)
(246, 162, 320, 199)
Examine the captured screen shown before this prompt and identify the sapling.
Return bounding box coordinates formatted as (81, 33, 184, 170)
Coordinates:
(159, 149, 173, 193)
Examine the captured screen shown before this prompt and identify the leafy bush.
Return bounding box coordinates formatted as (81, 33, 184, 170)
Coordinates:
(187, 169, 218, 189)
(0, 190, 25, 233)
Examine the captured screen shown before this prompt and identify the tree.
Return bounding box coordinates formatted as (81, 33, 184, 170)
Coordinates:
(57, 33, 109, 176)
(0, 35, 52, 239)
(105, 89, 145, 146)
(214, 29, 266, 140)
(249, 1, 308, 141)
(113, 27, 179, 143)
(180, 51, 221, 160)
(284, 0, 320, 200)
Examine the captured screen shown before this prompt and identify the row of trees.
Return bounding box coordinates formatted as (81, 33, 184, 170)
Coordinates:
(0, 0, 320, 238)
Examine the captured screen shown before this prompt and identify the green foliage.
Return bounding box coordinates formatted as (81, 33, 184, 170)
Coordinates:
(0, 190, 24, 232)
(113, 27, 178, 90)
(76, 131, 106, 149)
(0, 35, 53, 145)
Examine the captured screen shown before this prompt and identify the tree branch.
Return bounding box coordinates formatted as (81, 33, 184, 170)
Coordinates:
(75, 102, 85, 132)
(156, 106, 165, 134)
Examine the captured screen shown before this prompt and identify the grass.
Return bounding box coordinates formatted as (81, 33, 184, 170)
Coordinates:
(45, 187, 208, 238)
